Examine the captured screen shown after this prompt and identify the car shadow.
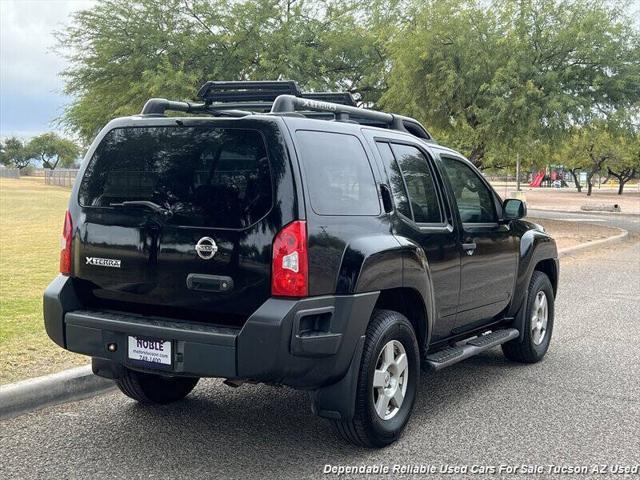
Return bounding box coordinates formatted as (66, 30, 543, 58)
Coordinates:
(98, 350, 522, 476)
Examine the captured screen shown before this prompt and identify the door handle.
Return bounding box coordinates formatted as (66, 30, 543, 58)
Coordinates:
(186, 274, 233, 292)
(462, 242, 477, 255)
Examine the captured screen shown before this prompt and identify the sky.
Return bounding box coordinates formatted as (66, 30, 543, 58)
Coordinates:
(1, 0, 639, 142)
(0, 0, 95, 141)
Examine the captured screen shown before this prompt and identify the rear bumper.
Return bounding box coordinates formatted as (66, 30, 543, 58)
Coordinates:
(44, 275, 378, 389)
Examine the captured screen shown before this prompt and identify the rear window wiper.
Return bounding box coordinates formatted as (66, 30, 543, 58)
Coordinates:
(109, 201, 172, 217)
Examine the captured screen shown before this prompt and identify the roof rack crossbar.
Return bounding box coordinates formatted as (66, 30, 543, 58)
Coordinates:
(140, 98, 255, 117)
(141, 98, 205, 115)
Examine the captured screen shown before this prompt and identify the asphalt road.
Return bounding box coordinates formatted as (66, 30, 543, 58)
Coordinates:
(1, 212, 639, 479)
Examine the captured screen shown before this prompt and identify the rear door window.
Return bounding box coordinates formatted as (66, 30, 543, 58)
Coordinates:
(79, 127, 272, 229)
(295, 131, 380, 216)
(375, 142, 412, 218)
(390, 144, 443, 224)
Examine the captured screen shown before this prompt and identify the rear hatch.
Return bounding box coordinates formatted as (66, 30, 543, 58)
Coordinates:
(73, 121, 287, 327)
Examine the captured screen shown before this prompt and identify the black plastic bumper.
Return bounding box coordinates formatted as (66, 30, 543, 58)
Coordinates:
(44, 275, 378, 389)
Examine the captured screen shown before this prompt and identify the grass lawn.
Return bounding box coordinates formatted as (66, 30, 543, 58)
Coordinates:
(0, 177, 85, 384)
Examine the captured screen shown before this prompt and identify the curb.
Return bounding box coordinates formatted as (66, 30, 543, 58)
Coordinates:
(0, 364, 115, 420)
(529, 206, 640, 218)
(558, 227, 629, 258)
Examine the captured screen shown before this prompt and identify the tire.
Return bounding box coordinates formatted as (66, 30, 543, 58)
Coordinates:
(334, 309, 420, 448)
(116, 368, 199, 404)
(502, 271, 554, 363)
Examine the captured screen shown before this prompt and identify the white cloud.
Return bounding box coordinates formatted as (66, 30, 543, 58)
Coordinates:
(0, 0, 96, 139)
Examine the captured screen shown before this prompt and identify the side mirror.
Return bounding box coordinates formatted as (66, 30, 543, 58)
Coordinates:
(502, 198, 527, 221)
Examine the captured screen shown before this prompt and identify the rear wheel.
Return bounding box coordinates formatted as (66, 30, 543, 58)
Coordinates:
(116, 368, 199, 404)
(502, 271, 554, 363)
(334, 309, 420, 448)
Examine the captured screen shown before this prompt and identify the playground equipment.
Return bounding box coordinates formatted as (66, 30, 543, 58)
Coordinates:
(530, 170, 545, 187)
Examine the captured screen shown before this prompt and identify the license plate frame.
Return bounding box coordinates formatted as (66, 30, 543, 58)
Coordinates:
(127, 336, 173, 368)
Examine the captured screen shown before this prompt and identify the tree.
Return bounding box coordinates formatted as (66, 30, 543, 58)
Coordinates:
(607, 133, 640, 195)
(0, 137, 32, 169)
(561, 123, 630, 196)
(0, 141, 6, 167)
(27, 133, 80, 169)
(56, 0, 391, 143)
(381, 0, 640, 168)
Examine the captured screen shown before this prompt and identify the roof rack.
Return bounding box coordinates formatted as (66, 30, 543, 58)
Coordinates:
(197, 81, 301, 103)
(140, 80, 433, 140)
(196, 81, 358, 107)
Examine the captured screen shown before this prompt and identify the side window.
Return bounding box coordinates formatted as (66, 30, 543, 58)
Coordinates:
(375, 142, 412, 218)
(390, 144, 442, 223)
(441, 157, 497, 223)
(295, 131, 380, 216)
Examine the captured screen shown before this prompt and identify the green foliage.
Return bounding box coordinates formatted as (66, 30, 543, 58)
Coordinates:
(56, 0, 391, 143)
(55, 0, 640, 183)
(558, 121, 635, 194)
(381, 0, 640, 168)
(606, 130, 640, 194)
(0, 137, 32, 169)
(27, 133, 81, 170)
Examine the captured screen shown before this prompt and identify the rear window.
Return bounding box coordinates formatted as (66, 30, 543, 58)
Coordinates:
(79, 127, 272, 228)
(295, 131, 379, 216)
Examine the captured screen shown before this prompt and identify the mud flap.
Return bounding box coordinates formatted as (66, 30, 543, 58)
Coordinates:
(512, 289, 529, 343)
(310, 335, 365, 421)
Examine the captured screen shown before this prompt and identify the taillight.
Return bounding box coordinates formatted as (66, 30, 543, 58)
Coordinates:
(271, 220, 308, 297)
(59, 210, 73, 275)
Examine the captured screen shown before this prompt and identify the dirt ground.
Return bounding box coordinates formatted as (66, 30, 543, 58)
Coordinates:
(492, 185, 640, 215)
(528, 217, 622, 250)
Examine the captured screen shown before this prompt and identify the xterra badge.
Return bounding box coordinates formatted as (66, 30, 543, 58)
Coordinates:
(86, 257, 121, 268)
(195, 237, 218, 260)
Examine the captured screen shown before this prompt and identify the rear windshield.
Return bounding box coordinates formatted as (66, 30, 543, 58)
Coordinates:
(79, 127, 272, 228)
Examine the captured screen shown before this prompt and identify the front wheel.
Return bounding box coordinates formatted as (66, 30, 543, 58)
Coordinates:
(334, 309, 420, 448)
(116, 368, 199, 404)
(502, 271, 555, 363)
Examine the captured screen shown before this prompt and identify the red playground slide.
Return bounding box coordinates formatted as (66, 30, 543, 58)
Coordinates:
(529, 170, 544, 187)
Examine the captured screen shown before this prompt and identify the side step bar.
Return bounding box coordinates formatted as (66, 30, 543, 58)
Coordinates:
(424, 328, 519, 371)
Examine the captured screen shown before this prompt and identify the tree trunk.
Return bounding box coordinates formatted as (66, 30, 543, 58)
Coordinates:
(569, 168, 582, 193)
(608, 167, 636, 195)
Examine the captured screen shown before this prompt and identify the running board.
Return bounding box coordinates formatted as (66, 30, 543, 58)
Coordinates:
(424, 328, 519, 371)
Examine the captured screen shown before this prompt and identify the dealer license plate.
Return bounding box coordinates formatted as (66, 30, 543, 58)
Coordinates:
(128, 336, 172, 366)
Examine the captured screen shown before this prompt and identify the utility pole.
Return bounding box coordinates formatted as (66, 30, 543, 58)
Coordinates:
(516, 153, 521, 192)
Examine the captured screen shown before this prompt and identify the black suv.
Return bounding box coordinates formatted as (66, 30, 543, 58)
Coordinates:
(44, 81, 558, 447)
